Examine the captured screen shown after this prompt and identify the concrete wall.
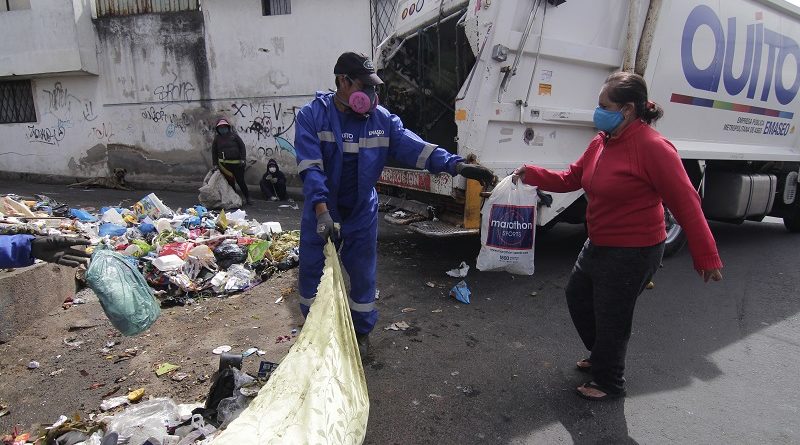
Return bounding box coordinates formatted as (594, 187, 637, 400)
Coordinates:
(0, 0, 374, 188)
(0, 0, 97, 76)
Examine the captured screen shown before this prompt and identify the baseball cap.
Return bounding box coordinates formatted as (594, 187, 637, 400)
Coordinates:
(334, 52, 383, 86)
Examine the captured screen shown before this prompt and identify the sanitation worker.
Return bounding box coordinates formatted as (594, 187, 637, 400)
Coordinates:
(295, 51, 495, 356)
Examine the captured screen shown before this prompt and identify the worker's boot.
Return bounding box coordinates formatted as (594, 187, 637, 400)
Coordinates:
(356, 332, 370, 358)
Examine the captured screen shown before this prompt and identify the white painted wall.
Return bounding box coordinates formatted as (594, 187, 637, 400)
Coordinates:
(0, 0, 97, 76)
(203, 0, 373, 98)
(0, 0, 375, 188)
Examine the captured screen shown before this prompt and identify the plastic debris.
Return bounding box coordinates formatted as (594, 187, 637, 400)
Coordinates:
(127, 388, 145, 402)
(401, 307, 416, 313)
(27, 361, 39, 369)
(385, 321, 411, 331)
(425, 281, 436, 288)
(446, 261, 470, 278)
(450, 280, 471, 304)
(242, 347, 258, 357)
(171, 372, 189, 382)
(152, 254, 185, 272)
(100, 396, 129, 411)
(107, 398, 180, 445)
(212, 345, 232, 355)
(87, 250, 160, 336)
(156, 363, 181, 376)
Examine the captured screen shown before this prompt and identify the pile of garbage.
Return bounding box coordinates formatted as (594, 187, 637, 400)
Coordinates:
(0, 193, 300, 307)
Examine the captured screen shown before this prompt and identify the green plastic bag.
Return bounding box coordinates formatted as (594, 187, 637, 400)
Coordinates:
(86, 250, 161, 336)
(247, 240, 271, 264)
(211, 241, 369, 444)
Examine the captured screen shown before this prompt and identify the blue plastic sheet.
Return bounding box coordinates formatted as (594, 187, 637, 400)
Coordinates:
(99, 222, 128, 237)
(70, 208, 97, 222)
(450, 280, 471, 304)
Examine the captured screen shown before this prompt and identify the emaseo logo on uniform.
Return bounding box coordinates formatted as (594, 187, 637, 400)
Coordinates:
(486, 205, 535, 250)
(401, 0, 424, 20)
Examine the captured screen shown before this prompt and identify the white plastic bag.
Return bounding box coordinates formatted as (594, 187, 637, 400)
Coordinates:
(198, 169, 243, 210)
(476, 175, 538, 275)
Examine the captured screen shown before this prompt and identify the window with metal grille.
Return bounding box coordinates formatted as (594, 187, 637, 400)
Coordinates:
(95, 0, 200, 18)
(371, 0, 398, 52)
(0, 0, 32, 12)
(0, 80, 36, 124)
(262, 0, 290, 16)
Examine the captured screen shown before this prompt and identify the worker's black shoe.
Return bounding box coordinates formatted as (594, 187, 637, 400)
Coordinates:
(356, 332, 370, 358)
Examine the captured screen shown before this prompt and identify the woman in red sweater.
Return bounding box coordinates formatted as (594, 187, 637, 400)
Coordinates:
(514, 72, 723, 400)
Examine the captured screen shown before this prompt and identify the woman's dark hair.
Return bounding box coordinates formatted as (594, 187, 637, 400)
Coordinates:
(605, 71, 663, 124)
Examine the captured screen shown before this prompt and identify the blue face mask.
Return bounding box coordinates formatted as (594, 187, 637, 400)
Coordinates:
(218, 126, 230, 135)
(593, 107, 624, 133)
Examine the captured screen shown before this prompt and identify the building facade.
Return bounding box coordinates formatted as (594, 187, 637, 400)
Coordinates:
(0, 0, 393, 188)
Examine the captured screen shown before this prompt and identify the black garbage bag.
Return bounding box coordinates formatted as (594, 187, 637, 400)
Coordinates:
(213, 243, 247, 269)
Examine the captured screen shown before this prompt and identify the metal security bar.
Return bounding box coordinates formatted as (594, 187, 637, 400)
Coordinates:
(96, 0, 200, 17)
(371, 0, 398, 52)
(0, 80, 36, 124)
(262, 0, 291, 16)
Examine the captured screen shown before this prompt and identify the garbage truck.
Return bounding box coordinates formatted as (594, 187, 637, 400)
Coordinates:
(374, 0, 800, 255)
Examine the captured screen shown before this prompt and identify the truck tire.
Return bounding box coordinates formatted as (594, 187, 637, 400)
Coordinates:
(784, 211, 800, 233)
(663, 208, 687, 257)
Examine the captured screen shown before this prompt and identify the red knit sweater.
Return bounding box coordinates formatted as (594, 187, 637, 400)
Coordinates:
(522, 120, 722, 272)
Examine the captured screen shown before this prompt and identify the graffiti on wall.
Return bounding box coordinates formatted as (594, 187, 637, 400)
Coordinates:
(225, 100, 298, 163)
(25, 81, 99, 147)
(152, 72, 196, 102)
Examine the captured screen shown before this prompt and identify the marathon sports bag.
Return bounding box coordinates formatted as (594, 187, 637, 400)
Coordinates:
(476, 175, 538, 275)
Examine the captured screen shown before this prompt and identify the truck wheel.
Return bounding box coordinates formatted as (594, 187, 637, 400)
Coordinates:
(784, 211, 800, 233)
(663, 208, 687, 257)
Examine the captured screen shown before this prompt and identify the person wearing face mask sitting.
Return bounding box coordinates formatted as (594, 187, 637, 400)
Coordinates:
(513, 72, 723, 401)
(260, 158, 287, 201)
(211, 119, 252, 206)
(294, 51, 496, 357)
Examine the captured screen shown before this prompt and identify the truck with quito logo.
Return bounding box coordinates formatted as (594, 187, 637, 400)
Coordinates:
(374, 0, 800, 255)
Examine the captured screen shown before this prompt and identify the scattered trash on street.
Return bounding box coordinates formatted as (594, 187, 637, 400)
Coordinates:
(446, 261, 470, 278)
(155, 362, 180, 376)
(213, 345, 232, 355)
(450, 280, 471, 304)
(384, 321, 411, 331)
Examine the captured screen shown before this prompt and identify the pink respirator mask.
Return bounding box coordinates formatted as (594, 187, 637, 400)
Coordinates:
(347, 83, 379, 115)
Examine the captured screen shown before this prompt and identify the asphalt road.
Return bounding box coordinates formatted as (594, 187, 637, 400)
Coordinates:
(2, 181, 798, 444)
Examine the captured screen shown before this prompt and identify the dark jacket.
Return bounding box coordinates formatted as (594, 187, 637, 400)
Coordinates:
(260, 159, 288, 200)
(211, 130, 246, 164)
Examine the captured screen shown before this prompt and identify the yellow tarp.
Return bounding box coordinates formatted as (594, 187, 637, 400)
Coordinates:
(211, 241, 369, 445)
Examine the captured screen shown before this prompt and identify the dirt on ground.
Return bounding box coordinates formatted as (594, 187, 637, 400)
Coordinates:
(0, 268, 303, 431)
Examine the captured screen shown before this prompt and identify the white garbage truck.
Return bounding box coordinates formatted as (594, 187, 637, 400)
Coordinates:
(374, 0, 800, 255)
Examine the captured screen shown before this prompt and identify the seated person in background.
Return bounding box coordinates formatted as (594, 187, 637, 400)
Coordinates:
(260, 159, 287, 201)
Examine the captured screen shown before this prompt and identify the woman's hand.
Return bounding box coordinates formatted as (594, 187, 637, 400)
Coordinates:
(511, 166, 525, 185)
(698, 268, 723, 283)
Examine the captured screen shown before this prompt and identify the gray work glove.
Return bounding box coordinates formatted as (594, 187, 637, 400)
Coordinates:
(30, 235, 91, 267)
(456, 162, 496, 186)
(315, 211, 339, 242)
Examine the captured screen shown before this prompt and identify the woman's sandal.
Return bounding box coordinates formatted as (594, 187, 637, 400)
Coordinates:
(576, 359, 592, 373)
(576, 381, 626, 401)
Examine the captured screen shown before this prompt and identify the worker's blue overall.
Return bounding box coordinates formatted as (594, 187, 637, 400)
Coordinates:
(294, 92, 463, 334)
